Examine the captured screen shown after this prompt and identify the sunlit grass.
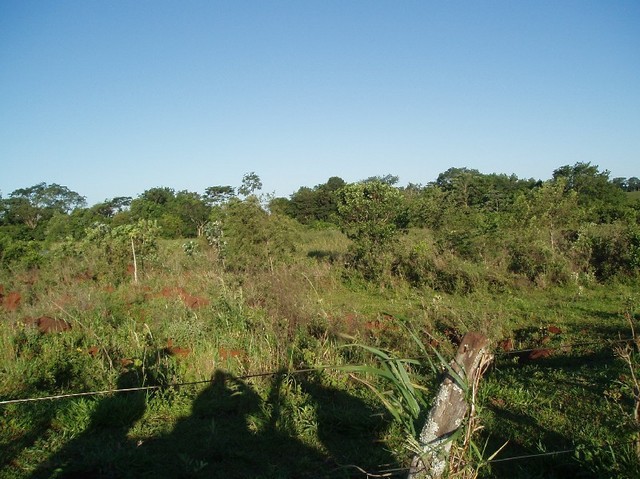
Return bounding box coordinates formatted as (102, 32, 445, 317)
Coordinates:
(1, 230, 639, 478)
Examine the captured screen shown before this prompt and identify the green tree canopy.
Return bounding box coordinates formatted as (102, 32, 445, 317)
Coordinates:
(1, 183, 86, 239)
(237, 172, 263, 197)
(204, 185, 235, 207)
(337, 180, 404, 279)
(553, 162, 627, 221)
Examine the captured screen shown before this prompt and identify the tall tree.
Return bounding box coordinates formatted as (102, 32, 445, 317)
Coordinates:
(237, 172, 262, 197)
(628, 177, 640, 192)
(5, 182, 86, 231)
(173, 191, 210, 237)
(287, 176, 346, 224)
(204, 185, 235, 207)
(552, 162, 627, 220)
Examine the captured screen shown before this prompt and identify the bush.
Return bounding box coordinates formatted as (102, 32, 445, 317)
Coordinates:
(337, 181, 404, 281)
(67, 220, 160, 284)
(7, 328, 103, 396)
(574, 222, 640, 280)
(393, 239, 485, 294)
(214, 198, 299, 272)
(507, 240, 571, 285)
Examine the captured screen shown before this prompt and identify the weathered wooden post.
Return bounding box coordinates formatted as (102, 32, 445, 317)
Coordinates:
(408, 332, 492, 479)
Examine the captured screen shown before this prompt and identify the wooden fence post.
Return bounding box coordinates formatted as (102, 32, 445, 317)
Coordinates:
(408, 332, 492, 479)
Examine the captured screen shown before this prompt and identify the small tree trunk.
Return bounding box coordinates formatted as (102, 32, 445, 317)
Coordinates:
(131, 237, 138, 284)
(408, 332, 491, 479)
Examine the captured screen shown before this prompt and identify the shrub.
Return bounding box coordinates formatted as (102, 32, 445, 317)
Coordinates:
(393, 239, 486, 294)
(70, 220, 160, 284)
(337, 181, 404, 281)
(0, 233, 43, 269)
(7, 328, 103, 397)
(214, 198, 299, 272)
(574, 222, 640, 280)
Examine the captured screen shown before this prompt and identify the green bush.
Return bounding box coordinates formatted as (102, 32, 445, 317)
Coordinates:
(393, 239, 486, 294)
(70, 220, 160, 284)
(215, 198, 299, 272)
(507, 239, 572, 285)
(574, 222, 640, 280)
(0, 233, 43, 269)
(337, 181, 404, 281)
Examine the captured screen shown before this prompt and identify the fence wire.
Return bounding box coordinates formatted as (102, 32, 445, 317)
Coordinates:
(1, 336, 635, 406)
(1, 335, 637, 472)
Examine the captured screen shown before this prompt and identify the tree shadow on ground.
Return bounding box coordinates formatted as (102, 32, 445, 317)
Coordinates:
(131, 370, 398, 478)
(29, 369, 147, 479)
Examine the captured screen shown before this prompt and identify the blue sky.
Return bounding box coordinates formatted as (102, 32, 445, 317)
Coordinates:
(1, 0, 638, 206)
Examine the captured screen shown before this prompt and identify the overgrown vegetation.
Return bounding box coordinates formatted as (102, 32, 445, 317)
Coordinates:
(1, 163, 639, 478)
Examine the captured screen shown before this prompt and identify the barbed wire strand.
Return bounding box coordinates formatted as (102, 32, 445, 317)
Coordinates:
(1, 335, 635, 406)
(1, 336, 638, 476)
(0, 364, 356, 406)
(370, 439, 639, 476)
(487, 447, 576, 463)
(495, 337, 635, 357)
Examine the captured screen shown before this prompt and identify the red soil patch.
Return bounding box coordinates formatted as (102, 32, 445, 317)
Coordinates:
(180, 293, 209, 309)
(74, 270, 97, 282)
(365, 313, 400, 335)
(341, 313, 359, 334)
(218, 347, 245, 361)
(547, 325, 562, 334)
(24, 316, 72, 334)
(164, 339, 191, 358)
(521, 348, 553, 362)
(155, 286, 210, 309)
(364, 320, 383, 331)
(443, 328, 462, 346)
(498, 338, 514, 352)
(2, 291, 22, 311)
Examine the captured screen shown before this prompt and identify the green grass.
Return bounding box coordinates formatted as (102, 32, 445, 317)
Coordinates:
(1, 228, 639, 478)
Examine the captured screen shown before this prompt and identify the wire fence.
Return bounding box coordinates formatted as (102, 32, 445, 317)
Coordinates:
(1, 334, 637, 475)
(3, 336, 634, 406)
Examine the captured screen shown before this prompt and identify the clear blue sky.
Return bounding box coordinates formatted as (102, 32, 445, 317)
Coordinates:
(1, 0, 638, 206)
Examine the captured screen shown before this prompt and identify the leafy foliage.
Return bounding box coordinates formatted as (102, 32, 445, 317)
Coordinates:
(337, 180, 405, 280)
(213, 197, 299, 272)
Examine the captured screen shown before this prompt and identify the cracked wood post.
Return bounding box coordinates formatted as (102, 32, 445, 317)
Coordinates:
(408, 332, 491, 479)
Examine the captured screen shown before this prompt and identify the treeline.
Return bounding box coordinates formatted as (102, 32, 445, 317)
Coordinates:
(1, 163, 639, 287)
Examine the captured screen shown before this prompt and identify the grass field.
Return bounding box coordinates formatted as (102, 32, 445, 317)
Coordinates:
(1, 228, 639, 478)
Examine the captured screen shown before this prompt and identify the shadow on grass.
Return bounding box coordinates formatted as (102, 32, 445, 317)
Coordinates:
(480, 403, 586, 479)
(479, 348, 636, 478)
(136, 370, 396, 478)
(0, 402, 54, 474)
(28, 369, 397, 478)
(307, 250, 342, 263)
(29, 369, 147, 479)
